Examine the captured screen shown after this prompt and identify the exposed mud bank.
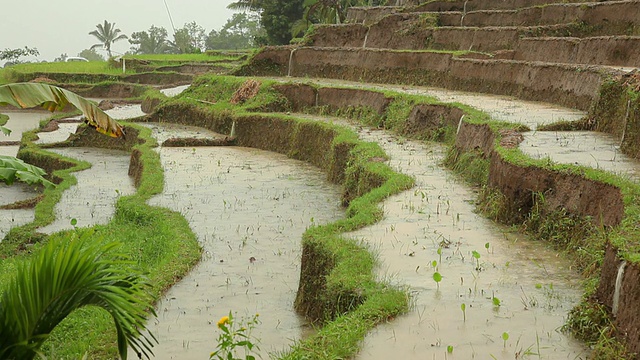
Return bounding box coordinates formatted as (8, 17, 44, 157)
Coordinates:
(62, 82, 148, 98)
(455, 121, 623, 225)
(274, 84, 392, 115)
(240, 46, 608, 110)
(155, 63, 230, 74)
(145, 102, 411, 326)
(438, 0, 640, 29)
(321, 16, 587, 52)
(346, 6, 400, 25)
(589, 76, 640, 159)
(511, 36, 640, 67)
(312, 17, 640, 66)
(597, 244, 640, 355)
(409, 0, 590, 12)
(10, 71, 192, 85)
(487, 149, 623, 226)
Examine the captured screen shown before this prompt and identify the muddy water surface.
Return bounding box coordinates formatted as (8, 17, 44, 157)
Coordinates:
(521, 131, 640, 181)
(141, 123, 344, 359)
(160, 85, 190, 97)
(0, 110, 52, 240)
(36, 147, 135, 234)
(291, 113, 588, 359)
(351, 133, 587, 360)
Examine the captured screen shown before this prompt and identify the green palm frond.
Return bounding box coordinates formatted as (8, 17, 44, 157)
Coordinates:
(89, 20, 128, 57)
(0, 233, 157, 359)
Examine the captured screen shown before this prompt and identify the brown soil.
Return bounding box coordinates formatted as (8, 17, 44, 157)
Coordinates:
(317, 87, 391, 114)
(40, 120, 60, 132)
(64, 124, 143, 151)
(0, 194, 44, 209)
(487, 153, 624, 227)
(63, 83, 147, 98)
(402, 103, 464, 138)
(597, 244, 640, 355)
(161, 137, 236, 147)
(141, 97, 162, 114)
(437, 1, 640, 28)
(241, 47, 608, 111)
(230, 79, 261, 104)
(274, 84, 317, 111)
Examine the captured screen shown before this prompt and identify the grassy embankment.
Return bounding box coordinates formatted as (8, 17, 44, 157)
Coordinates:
(4, 59, 638, 357)
(192, 75, 640, 358)
(0, 118, 202, 357)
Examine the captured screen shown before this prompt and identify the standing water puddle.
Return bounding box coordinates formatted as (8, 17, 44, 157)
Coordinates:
(36, 147, 135, 234)
(351, 132, 587, 359)
(290, 113, 588, 359)
(141, 123, 344, 359)
(521, 131, 640, 181)
(1, 110, 53, 240)
(160, 85, 190, 97)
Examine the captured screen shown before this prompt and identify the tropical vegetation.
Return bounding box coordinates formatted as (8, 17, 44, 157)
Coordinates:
(0, 82, 124, 187)
(0, 232, 156, 359)
(90, 20, 129, 58)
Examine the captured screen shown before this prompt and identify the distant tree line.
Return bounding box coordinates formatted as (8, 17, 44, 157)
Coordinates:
(3, 0, 393, 66)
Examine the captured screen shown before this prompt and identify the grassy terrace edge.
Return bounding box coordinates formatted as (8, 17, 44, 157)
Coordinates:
(3, 71, 639, 357)
(0, 117, 202, 357)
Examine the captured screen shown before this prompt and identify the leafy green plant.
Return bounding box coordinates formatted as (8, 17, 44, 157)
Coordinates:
(0, 232, 157, 359)
(211, 312, 260, 360)
(501, 332, 509, 349)
(0, 155, 54, 188)
(0, 82, 124, 138)
(461, 303, 466, 322)
(433, 272, 442, 289)
(0, 82, 125, 188)
(472, 250, 481, 270)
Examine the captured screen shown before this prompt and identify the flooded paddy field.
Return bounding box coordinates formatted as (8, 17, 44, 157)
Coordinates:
(521, 130, 640, 181)
(289, 113, 588, 359)
(141, 123, 345, 359)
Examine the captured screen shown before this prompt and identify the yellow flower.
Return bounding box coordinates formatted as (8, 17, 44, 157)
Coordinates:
(217, 316, 230, 328)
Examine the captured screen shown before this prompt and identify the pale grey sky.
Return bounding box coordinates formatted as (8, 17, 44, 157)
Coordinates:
(0, 0, 238, 63)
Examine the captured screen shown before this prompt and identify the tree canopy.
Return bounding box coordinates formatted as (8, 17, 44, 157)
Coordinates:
(89, 20, 128, 58)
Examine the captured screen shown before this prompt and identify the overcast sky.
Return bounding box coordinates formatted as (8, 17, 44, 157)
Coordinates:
(0, 0, 238, 63)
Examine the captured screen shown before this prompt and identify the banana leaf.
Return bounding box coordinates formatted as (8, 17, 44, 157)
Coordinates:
(0, 155, 55, 189)
(0, 82, 124, 138)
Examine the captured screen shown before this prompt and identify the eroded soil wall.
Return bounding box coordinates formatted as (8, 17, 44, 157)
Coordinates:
(148, 102, 398, 322)
(242, 47, 605, 111)
(513, 37, 640, 67)
(438, 1, 640, 28)
(589, 76, 640, 159)
(596, 245, 640, 355)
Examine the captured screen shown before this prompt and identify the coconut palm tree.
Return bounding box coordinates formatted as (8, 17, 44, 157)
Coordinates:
(0, 233, 157, 359)
(89, 20, 128, 58)
(227, 0, 263, 11)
